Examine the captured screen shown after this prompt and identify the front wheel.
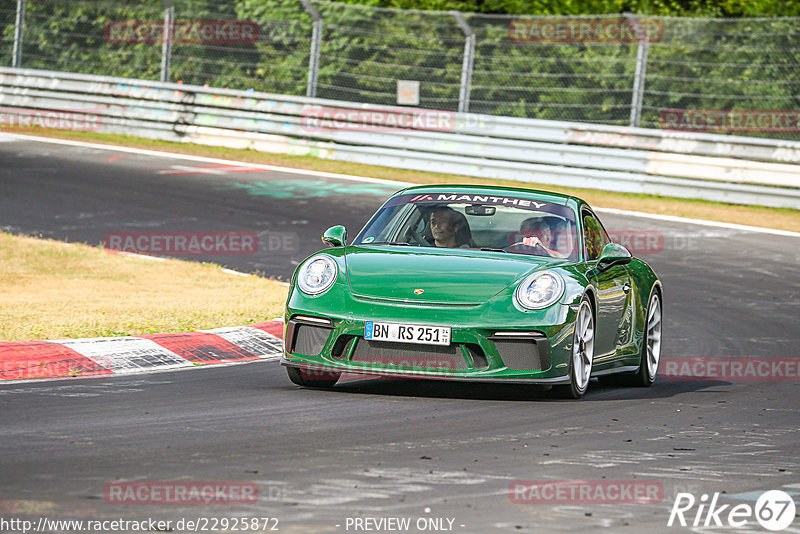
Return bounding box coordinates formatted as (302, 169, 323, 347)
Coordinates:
(558, 295, 595, 399)
(286, 366, 341, 388)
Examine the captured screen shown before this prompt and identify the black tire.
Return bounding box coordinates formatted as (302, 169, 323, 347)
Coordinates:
(286, 366, 340, 388)
(557, 295, 595, 399)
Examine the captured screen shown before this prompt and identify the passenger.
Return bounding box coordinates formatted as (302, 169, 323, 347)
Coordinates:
(544, 216, 573, 257)
(430, 207, 472, 248)
(519, 217, 566, 258)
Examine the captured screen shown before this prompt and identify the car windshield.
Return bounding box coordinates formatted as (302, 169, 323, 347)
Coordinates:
(353, 192, 579, 260)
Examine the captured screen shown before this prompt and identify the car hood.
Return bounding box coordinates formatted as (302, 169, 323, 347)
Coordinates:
(345, 246, 552, 305)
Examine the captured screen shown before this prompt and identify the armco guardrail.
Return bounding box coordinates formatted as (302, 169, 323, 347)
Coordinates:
(2, 67, 800, 209)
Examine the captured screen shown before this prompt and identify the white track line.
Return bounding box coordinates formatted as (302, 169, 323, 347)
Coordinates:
(0, 132, 408, 186)
(3, 132, 798, 238)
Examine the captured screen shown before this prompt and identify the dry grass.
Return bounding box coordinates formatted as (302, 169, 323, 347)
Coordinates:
(5, 126, 800, 232)
(0, 232, 287, 342)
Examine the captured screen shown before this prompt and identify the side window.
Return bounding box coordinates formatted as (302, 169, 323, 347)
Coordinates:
(582, 211, 610, 261)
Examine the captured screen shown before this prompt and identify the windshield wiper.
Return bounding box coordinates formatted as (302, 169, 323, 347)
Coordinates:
(370, 241, 415, 246)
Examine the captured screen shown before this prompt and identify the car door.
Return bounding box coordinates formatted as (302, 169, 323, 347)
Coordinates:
(582, 209, 633, 361)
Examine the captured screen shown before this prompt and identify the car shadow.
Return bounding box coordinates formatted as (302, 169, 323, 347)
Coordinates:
(318, 374, 733, 402)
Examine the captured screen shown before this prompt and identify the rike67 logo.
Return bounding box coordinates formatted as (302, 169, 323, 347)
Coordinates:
(668, 490, 796, 531)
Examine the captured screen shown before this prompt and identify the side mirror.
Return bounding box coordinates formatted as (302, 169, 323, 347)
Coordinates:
(597, 243, 632, 271)
(322, 225, 347, 247)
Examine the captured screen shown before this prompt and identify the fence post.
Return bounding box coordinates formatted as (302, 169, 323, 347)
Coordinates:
(451, 11, 474, 113)
(160, 1, 175, 83)
(12, 0, 26, 68)
(300, 0, 322, 98)
(626, 12, 649, 128)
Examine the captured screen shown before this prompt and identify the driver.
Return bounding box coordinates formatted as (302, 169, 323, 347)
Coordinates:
(430, 207, 470, 248)
(518, 218, 566, 258)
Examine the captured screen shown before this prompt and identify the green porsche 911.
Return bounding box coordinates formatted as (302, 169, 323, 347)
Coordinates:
(281, 185, 662, 398)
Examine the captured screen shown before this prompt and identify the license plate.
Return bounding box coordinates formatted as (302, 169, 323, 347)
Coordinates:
(364, 321, 451, 346)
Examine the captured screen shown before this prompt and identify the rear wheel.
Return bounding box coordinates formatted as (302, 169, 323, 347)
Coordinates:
(634, 290, 662, 386)
(558, 295, 594, 399)
(601, 289, 662, 387)
(286, 366, 341, 388)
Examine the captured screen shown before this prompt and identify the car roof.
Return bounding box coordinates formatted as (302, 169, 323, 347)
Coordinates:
(394, 184, 579, 207)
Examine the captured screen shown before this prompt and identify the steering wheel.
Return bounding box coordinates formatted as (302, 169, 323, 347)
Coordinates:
(408, 228, 432, 246)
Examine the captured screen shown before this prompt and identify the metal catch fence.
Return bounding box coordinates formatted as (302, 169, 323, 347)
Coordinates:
(2, 0, 800, 139)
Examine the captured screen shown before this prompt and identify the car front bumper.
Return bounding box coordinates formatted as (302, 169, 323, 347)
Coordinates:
(281, 294, 579, 384)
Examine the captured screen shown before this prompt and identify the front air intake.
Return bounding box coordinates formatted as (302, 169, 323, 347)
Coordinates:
(286, 316, 333, 356)
(490, 332, 551, 372)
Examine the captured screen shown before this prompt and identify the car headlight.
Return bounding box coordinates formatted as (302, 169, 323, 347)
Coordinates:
(297, 255, 338, 295)
(514, 270, 565, 310)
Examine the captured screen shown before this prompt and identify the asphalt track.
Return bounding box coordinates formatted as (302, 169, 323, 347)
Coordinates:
(0, 136, 404, 280)
(1, 135, 800, 533)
